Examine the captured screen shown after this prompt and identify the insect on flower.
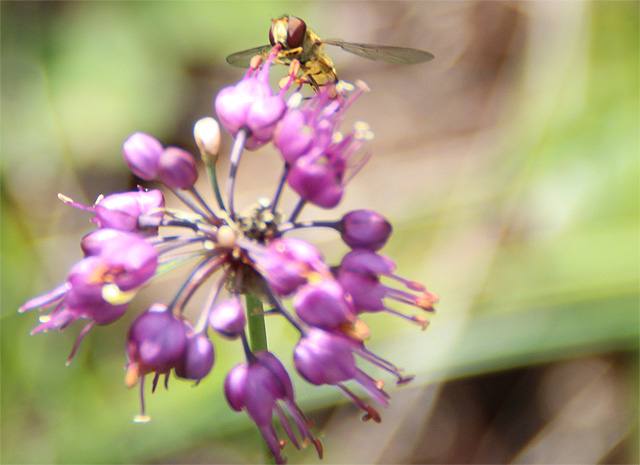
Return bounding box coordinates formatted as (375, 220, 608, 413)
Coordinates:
(226, 15, 434, 91)
(20, 36, 439, 464)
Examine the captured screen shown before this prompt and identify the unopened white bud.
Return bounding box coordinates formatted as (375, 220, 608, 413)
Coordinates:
(193, 117, 221, 163)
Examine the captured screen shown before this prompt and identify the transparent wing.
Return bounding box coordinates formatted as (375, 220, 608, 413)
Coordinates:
(226, 44, 273, 67)
(323, 40, 434, 64)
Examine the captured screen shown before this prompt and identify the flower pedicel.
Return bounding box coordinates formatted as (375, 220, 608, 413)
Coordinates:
(19, 45, 438, 463)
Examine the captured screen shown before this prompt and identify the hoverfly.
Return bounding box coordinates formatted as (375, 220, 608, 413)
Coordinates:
(226, 15, 434, 90)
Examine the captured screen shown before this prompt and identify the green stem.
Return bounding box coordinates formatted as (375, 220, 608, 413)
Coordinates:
(205, 164, 226, 212)
(244, 293, 275, 464)
(245, 293, 267, 353)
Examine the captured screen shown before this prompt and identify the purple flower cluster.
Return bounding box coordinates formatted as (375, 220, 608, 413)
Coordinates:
(20, 47, 437, 464)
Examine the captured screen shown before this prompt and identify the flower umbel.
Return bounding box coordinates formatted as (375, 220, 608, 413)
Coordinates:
(20, 49, 437, 464)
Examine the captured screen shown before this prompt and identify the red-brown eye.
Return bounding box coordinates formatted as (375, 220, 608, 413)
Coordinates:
(269, 22, 276, 46)
(287, 16, 306, 48)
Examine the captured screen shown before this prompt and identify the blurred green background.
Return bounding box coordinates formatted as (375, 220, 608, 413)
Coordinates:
(1, 1, 637, 463)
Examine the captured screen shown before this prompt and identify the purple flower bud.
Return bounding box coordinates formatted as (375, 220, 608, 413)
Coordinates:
(124, 303, 189, 423)
(19, 256, 131, 364)
(224, 351, 322, 464)
(244, 95, 287, 150)
(94, 189, 165, 234)
(209, 298, 246, 339)
(293, 328, 391, 422)
(64, 256, 111, 301)
(273, 109, 314, 164)
(24, 256, 128, 330)
(80, 228, 123, 256)
(80, 229, 158, 291)
(214, 48, 290, 150)
(287, 152, 345, 208)
(94, 193, 143, 232)
(126, 303, 188, 377)
(215, 79, 272, 135)
(293, 278, 356, 329)
(339, 210, 392, 251)
(82, 297, 129, 325)
(224, 359, 248, 412)
(256, 238, 330, 296)
(175, 324, 215, 381)
(157, 147, 198, 189)
(335, 252, 389, 311)
(122, 132, 163, 180)
(293, 328, 358, 385)
(336, 249, 438, 329)
(134, 189, 166, 231)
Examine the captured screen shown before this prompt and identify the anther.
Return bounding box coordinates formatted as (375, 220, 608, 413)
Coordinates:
(249, 55, 263, 69)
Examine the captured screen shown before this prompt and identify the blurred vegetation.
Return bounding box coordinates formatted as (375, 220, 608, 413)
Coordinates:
(1, 1, 637, 464)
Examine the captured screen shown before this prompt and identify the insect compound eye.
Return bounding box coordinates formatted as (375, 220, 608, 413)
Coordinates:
(286, 16, 306, 49)
(269, 20, 277, 46)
